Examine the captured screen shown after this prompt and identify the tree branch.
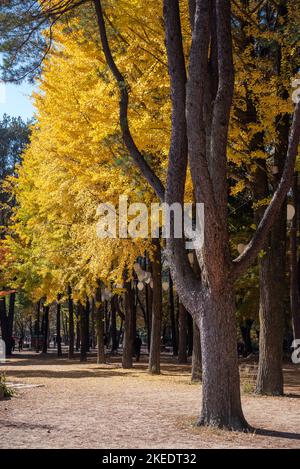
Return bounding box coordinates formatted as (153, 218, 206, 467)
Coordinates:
(232, 102, 300, 278)
(163, 0, 201, 315)
(93, 0, 165, 201)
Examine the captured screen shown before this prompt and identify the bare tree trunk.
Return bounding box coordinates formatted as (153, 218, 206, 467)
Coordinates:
(56, 301, 62, 357)
(169, 271, 178, 355)
(35, 300, 40, 353)
(122, 281, 134, 369)
(91, 297, 96, 348)
(79, 302, 87, 362)
(42, 305, 49, 354)
(110, 297, 118, 352)
(197, 287, 247, 430)
(178, 302, 187, 364)
(75, 304, 80, 352)
(85, 298, 90, 352)
(68, 287, 74, 359)
(149, 240, 162, 374)
(191, 320, 201, 382)
(0, 297, 10, 356)
(145, 280, 153, 352)
(95, 285, 105, 364)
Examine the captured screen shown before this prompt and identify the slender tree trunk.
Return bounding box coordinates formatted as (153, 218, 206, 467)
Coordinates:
(122, 281, 134, 369)
(91, 297, 96, 348)
(290, 173, 300, 340)
(197, 287, 247, 430)
(36, 300, 40, 353)
(255, 173, 286, 396)
(191, 320, 201, 382)
(85, 298, 90, 352)
(42, 305, 49, 354)
(56, 301, 62, 357)
(149, 240, 162, 374)
(110, 297, 118, 352)
(95, 285, 105, 364)
(145, 281, 153, 352)
(169, 271, 178, 355)
(75, 304, 80, 352)
(178, 302, 187, 364)
(68, 286, 74, 359)
(0, 297, 10, 356)
(254, 166, 287, 396)
(79, 302, 87, 362)
(8, 292, 15, 345)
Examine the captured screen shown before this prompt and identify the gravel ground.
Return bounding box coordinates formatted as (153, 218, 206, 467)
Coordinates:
(0, 352, 300, 449)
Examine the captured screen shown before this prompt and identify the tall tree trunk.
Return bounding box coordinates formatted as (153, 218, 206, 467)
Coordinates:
(197, 287, 247, 430)
(169, 271, 178, 355)
(0, 297, 10, 356)
(8, 292, 15, 346)
(178, 302, 187, 364)
(35, 300, 40, 353)
(91, 297, 96, 348)
(191, 320, 201, 382)
(95, 285, 105, 364)
(79, 302, 87, 362)
(145, 281, 153, 352)
(75, 304, 80, 352)
(110, 297, 118, 352)
(42, 305, 49, 354)
(290, 173, 300, 340)
(68, 286, 74, 359)
(85, 298, 90, 352)
(56, 301, 62, 357)
(254, 118, 288, 396)
(122, 281, 134, 369)
(149, 240, 162, 374)
(255, 207, 286, 396)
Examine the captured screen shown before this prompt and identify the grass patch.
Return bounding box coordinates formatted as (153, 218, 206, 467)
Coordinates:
(0, 371, 15, 399)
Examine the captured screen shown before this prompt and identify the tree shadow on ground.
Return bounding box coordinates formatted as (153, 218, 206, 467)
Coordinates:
(5, 368, 132, 379)
(255, 428, 300, 441)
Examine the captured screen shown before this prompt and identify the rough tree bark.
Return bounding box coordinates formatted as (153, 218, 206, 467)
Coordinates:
(122, 281, 135, 369)
(42, 305, 49, 354)
(56, 301, 62, 357)
(178, 302, 187, 364)
(191, 320, 202, 382)
(95, 285, 105, 364)
(68, 286, 75, 359)
(79, 302, 87, 362)
(149, 239, 162, 374)
(110, 297, 118, 353)
(169, 271, 178, 355)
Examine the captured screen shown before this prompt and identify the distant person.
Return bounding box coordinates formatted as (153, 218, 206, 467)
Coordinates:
(18, 338, 23, 352)
(11, 337, 15, 352)
(134, 334, 142, 362)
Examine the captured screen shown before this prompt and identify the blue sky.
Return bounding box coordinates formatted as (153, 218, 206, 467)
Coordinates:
(0, 81, 35, 122)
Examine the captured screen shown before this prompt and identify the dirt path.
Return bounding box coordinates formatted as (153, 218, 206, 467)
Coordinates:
(0, 353, 300, 448)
